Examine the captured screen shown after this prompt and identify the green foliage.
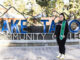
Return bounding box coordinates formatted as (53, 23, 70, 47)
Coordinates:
(3, 0, 80, 19)
(36, 0, 50, 7)
(4, 0, 13, 8)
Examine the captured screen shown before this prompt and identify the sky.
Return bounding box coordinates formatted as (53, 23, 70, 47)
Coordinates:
(0, 0, 5, 4)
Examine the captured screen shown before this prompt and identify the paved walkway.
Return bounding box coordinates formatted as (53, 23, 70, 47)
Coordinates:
(0, 45, 80, 60)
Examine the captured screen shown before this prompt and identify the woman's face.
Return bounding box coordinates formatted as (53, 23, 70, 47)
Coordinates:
(59, 15, 64, 21)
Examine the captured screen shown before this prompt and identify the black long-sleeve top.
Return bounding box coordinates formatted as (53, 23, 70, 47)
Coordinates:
(54, 20, 69, 38)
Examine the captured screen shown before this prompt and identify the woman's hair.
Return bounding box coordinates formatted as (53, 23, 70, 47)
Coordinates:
(60, 13, 65, 20)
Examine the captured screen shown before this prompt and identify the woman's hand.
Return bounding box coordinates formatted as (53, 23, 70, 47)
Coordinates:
(63, 35, 65, 38)
(54, 35, 56, 37)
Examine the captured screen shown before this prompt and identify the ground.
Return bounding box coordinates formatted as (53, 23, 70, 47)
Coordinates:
(0, 45, 80, 60)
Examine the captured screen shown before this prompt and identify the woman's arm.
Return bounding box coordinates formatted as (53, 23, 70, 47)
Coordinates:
(64, 21, 69, 37)
(54, 24, 57, 35)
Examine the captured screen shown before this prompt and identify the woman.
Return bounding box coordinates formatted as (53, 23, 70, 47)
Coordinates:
(54, 13, 69, 59)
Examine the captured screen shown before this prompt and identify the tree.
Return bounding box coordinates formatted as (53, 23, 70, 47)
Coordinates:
(4, 0, 13, 8)
(36, 0, 50, 7)
(36, 0, 56, 17)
